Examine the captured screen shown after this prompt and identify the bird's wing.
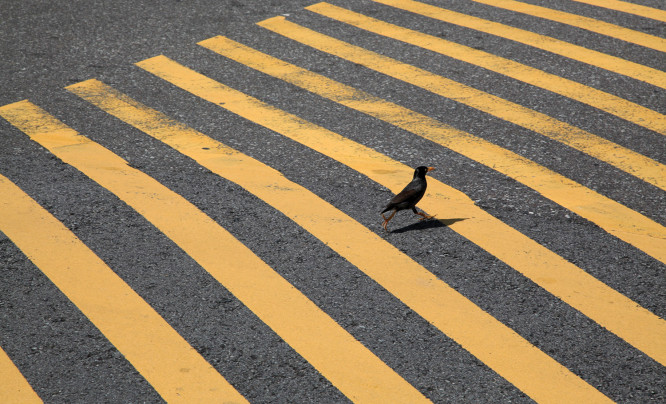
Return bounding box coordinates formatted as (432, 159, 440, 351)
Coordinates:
(381, 178, 426, 212)
(389, 186, 421, 205)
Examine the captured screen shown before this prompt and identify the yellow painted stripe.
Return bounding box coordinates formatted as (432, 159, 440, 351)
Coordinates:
(0, 100, 427, 404)
(0, 346, 41, 404)
(204, 35, 666, 190)
(0, 172, 246, 403)
(200, 35, 666, 197)
(260, 14, 666, 137)
(136, 54, 666, 385)
(473, 0, 666, 52)
(572, 0, 666, 23)
(72, 76, 610, 404)
(372, 0, 666, 90)
(308, 3, 665, 144)
(256, 17, 666, 263)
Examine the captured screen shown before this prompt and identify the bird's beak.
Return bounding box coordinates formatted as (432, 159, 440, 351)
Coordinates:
(427, 167, 435, 172)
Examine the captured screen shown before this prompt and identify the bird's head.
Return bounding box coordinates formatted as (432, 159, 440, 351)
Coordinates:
(414, 166, 435, 178)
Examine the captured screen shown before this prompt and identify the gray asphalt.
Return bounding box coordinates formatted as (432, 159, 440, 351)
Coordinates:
(1, 0, 665, 402)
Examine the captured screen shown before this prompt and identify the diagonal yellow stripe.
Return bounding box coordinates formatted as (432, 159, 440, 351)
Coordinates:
(260, 14, 666, 136)
(136, 53, 666, 382)
(372, 0, 666, 89)
(256, 16, 666, 263)
(473, 0, 666, 52)
(298, 3, 666, 185)
(70, 76, 611, 403)
(199, 35, 666, 192)
(0, 170, 247, 403)
(200, 35, 666, 227)
(308, 3, 665, 143)
(571, 0, 666, 23)
(0, 345, 41, 403)
(0, 100, 428, 404)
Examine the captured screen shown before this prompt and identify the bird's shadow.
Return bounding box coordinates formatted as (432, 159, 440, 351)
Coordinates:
(390, 218, 468, 234)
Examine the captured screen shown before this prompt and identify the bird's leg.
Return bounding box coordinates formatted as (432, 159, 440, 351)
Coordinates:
(412, 207, 435, 221)
(381, 210, 397, 231)
(417, 212, 435, 220)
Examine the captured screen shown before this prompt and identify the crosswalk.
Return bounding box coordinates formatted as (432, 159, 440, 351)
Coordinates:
(1, 0, 664, 402)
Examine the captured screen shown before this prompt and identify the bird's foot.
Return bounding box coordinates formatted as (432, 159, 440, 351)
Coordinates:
(417, 213, 435, 221)
(381, 212, 396, 232)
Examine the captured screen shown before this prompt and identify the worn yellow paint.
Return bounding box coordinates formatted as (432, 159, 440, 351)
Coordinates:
(0, 100, 428, 404)
(0, 346, 41, 404)
(571, 0, 666, 23)
(256, 17, 666, 262)
(135, 54, 663, 398)
(307, 3, 666, 142)
(372, 0, 666, 89)
(0, 170, 246, 403)
(473, 0, 666, 52)
(206, 31, 665, 193)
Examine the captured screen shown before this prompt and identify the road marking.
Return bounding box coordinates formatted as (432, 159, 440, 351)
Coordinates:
(137, 53, 666, 370)
(571, 0, 666, 23)
(473, 0, 666, 52)
(72, 76, 610, 404)
(256, 17, 666, 263)
(247, 11, 666, 191)
(372, 0, 666, 89)
(0, 346, 41, 403)
(0, 100, 428, 404)
(136, 54, 666, 394)
(260, 13, 666, 137)
(308, 3, 664, 142)
(0, 170, 247, 403)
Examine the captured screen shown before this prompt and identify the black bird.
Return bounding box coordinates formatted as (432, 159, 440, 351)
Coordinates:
(381, 166, 435, 231)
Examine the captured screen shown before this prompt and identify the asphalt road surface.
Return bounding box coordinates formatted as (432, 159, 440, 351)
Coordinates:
(1, 0, 665, 402)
